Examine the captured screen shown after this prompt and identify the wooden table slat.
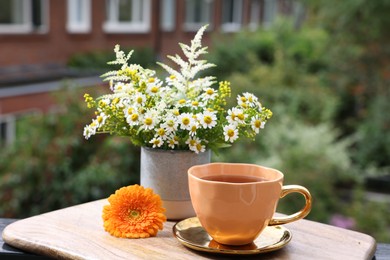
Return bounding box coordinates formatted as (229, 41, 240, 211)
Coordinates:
(2, 199, 377, 260)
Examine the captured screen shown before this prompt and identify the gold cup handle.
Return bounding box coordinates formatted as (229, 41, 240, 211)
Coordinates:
(268, 185, 312, 226)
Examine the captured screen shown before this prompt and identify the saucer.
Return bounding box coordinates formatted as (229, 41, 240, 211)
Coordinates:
(172, 217, 292, 255)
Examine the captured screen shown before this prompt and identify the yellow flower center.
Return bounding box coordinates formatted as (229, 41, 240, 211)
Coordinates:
(182, 117, 190, 125)
(254, 120, 261, 128)
(204, 116, 212, 124)
(206, 89, 214, 95)
(227, 129, 235, 137)
(167, 120, 174, 127)
(189, 140, 196, 146)
(196, 143, 203, 151)
(240, 96, 247, 102)
(145, 118, 153, 125)
(97, 116, 103, 123)
(131, 114, 139, 121)
(157, 128, 165, 136)
(173, 110, 180, 116)
(237, 113, 245, 120)
(148, 77, 155, 83)
(192, 101, 199, 107)
(127, 108, 133, 114)
(191, 125, 197, 132)
(151, 86, 159, 93)
(169, 75, 176, 80)
(137, 97, 143, 104)
(178, 99, 186, 105)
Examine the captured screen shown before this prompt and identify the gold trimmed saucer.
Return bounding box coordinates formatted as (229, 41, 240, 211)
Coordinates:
(172, 217, 292, 255)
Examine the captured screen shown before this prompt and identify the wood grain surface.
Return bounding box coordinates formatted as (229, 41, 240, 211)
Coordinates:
(2, 199, 376, 260)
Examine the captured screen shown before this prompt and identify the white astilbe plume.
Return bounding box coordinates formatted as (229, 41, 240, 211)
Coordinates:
(157, 24, 216, 95)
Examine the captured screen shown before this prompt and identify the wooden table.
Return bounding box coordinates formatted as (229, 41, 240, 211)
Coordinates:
(1, 199, 378, 259)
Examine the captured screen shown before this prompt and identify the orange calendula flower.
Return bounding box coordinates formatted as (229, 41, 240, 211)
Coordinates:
(102, 185, 166, 238)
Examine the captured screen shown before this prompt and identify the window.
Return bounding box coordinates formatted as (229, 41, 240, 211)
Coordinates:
(184, 0, 213, 31)
(0, 115, 15, 146)
(67, 0, 91, 33)
(249, 0, 261, 30)
(221, 0, 243, 32)
(263, 0, 278, 27)
(160, 0, 175, 31)
(103, 0, 151, 33)
(0, 0, 48, 34)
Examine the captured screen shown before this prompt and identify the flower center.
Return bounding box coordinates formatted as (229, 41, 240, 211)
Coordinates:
(227, 129, 235, 137)
(204, 116, 212, 124)
(151, 86, 159, 93)
(129, 209, 140, 219)
(137, 97, 143, 104)
(254, 120, 261, 128)
(182, 117, 190, 125)
(237, 113, 245, 120)
(145, 118, 153, 125)
(131, 114, 139, 121)
(97, 116, 103, 123)
(206, 89, 214, 95)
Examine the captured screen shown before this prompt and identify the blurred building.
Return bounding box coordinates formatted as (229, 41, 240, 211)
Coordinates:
(0, 0, 300, 145)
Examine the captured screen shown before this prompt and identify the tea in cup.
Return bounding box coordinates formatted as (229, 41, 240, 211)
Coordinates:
(188, 163, 312, 246)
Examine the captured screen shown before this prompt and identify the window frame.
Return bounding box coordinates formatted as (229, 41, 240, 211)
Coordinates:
(66, 0, 91, 33)
(183, 0, 213, 32)
(221, 0, 243, 32)
(0, 0, 49, 34)
(103, 0, 151, 33)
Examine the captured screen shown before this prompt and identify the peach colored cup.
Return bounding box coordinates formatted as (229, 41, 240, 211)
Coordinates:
(188, 163, 312, 246)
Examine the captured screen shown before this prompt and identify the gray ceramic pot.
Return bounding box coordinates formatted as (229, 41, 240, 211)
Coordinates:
(140, 147, 211, 220)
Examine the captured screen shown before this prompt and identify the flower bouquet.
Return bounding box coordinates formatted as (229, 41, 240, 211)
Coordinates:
(83, 25, 272, 153)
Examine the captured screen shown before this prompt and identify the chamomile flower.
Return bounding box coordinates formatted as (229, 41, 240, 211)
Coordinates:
(149, 137, 163, 148)
(226, 107, 245, 125)
(251, 116, 265, 134)
(141, 111, 157, 130)
(155, 127, 169, 140)
(134, 93, 147, 106)
(202, 87, 218, 101)
(186, 137, 200, 151)
(94, 113, 108, 128)
(83, 124, 97, 139)
(160, 115, 178, 133)
(193, 142, 206, 154)
(243, 92, 258, 107)
(126, 111, 141, 126)
(223, 124, 239, 143)
(198, 111, 217, 129)
(189, 121, 199, 136)
(167, 135, 179, 149)
(178, 113, 194, 131)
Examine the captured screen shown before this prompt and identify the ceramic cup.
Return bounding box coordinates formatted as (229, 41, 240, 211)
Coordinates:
(188, 163, 312, 246)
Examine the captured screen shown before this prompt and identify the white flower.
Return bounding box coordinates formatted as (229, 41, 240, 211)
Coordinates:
(141, 111, 157, 130)
(243, 92, 258, 107)
(167, 135, 179, 149)
(198, 110, 217, 129)
(126, 111, 141, 126)
(202, 87, 218, 101)
(93, 112, 108, 128)
(251, 116, 265, 134)
(178, 112, 194, 130)
(226, 108, 246, 125)
(83, 124, 96, 140)
(123, 106, 135, 118)
(134, 93, 147, 106)
(186, 137, 204, 154)
(189, 121, 199, 136)
(149, 137, 163, 148)
(146, 78, 163, 96)
(160, 115, 178, 133)
(223, 124, 239, 143)
(155, 127, 169, 140)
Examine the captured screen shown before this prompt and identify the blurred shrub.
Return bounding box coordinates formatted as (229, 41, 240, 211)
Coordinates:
(207, 19, 328, 80)
(68, 46, 156, 71)
(0, 84, 140, 218)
